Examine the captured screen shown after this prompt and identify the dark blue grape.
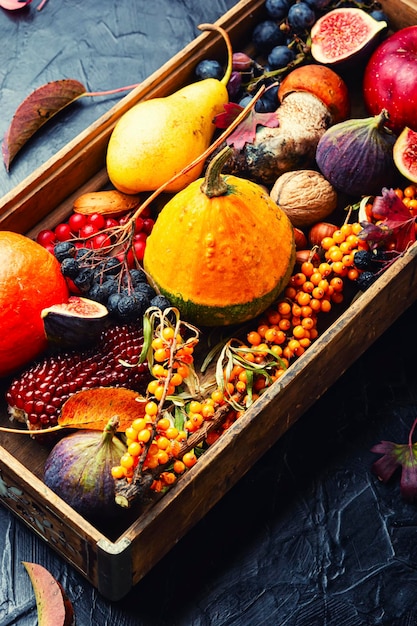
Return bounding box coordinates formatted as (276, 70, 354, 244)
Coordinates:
(238, 94, 254, 108)
(265, 0, 294, 19)
(369, 9, 389, 23)
(195, 59, 224, 81)
(255, 83, 279, 112)
(252, 20, 286, 52)
(287, 2, 316, 31)
(267, 45, 295, 69)
(304, 0, 332, 9)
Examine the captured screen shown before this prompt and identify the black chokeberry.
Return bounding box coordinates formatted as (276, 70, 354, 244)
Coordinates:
(54, 241, 76, 262)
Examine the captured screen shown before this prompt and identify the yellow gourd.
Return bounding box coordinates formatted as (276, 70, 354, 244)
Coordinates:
(143, 147, 296, 327)
(106, 24, 232, 195)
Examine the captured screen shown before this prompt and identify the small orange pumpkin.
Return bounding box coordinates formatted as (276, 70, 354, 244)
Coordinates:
(143, 147, 296, 327)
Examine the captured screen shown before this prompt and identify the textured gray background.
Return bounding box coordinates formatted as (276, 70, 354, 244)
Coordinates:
(1, 1, 417, 625)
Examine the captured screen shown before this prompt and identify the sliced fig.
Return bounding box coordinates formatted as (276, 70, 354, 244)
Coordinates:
(310, 8, 387, 67)
(41, 296, 109, 348)
(393, 127, 417, 183)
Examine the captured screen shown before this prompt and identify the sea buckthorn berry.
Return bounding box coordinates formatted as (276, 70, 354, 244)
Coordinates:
(292, 272, 306, 286)
(293, 325, 306, 339)
(352, 222, 363, 235)
(202, 404, 215, 419)
(147, 379, 160, 395)
(128, 441, 141, 457)
(111, 466, 125, 479)
(318, 262, 332, 277)
(157, 450, 170, 465)
(301, 261, 314, 276)
(347, 268, 360, 281)
(174, 460, 186, 474)
(284, 286, 297, 299)
(151, 337, 164, 351)
(145, 400, 158, 416)
(264, 327, 279, 343)
(235, 380, 247, 393)
(302, 280, 314, 294)
(310, 298, 321, 311)
(153, 347, 170, 362)
(157, 436, 170, 450)
(175, 363, 190, 379)
(189, 400, 202, 414)
(310, 271, 323, 286)
(332, 229, 345, 244)
(271, 345, 283, 358)
(320, 299, 332, 313)
(125, 426, 138, 441)
(157, 417, 171, 431)
(299, 337, 311, 348)
(312, 287, 325, 299)
(404, 185, 416, 198)
(184, 418, 196, 432)
(296, 291, 312, 306)
(301, 316, 314, 330)
(170, 372, 183, 387)
(331, 291, 344, 304)
(166, 426, 179, 439)
(162, 326, 175, 341)
(278, 301, 291, 316)
(247, 330, 262, 345)
(211, 389, 224, 405)
(132, 418, 148, 432)
(279, 318, 291, 331)
(291, 303, 302, 317)
(267, 309, 281, 325)
(183, 451, 197, 468)
(138, 428, 151, 443)
(120, 453, 135, 469)
(153, 384, 165, 401)
(328, 247, 343, 263)
(257, 324, 269, 338)
(340, 223, 353, 237)
(330, 276, 344, 291)
(152, 364, 167, 378)
(321, 236, 335, 250)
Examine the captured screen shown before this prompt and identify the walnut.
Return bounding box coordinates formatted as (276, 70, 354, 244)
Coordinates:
(270, 169, 338, 228)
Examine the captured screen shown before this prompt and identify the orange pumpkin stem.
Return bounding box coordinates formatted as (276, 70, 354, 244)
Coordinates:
(200, 146, 232, 198)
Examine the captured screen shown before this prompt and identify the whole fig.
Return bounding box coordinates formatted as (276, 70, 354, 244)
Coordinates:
(315, 109, 398, 197)
(44, 417, 126, 520)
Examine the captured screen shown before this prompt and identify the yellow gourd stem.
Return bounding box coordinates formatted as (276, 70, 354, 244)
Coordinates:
(198, 23, 233, 86)
(200, 146, 233, 197)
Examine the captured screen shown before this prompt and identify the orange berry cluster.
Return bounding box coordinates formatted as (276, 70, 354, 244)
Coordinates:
(319, 221, 368, 281)
(111, 322, 229, 493)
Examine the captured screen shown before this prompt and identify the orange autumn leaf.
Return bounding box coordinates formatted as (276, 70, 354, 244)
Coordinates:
(58, 387, 147, 431)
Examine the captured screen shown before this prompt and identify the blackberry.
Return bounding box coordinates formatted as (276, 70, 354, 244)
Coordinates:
(6, 323, 151, 431)
(54, 241, 76, 262)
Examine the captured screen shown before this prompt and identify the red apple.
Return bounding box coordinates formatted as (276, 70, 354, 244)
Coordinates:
(363, 25, 417, 135)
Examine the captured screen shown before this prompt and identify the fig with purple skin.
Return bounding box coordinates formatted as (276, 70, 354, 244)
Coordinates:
(44, 416, 127, 521)
(315, 109, 398, 197)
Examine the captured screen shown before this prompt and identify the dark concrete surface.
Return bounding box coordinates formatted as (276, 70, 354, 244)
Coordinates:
(2, 1, 417, 624)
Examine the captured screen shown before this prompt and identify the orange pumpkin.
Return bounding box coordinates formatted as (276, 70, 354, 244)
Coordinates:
(144, 147, 296, 327)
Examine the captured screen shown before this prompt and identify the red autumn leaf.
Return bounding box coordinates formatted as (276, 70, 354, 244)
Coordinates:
(0, 0, 31, 9)
(2, 78, 86, 171)
(59, 387, 147, 432)
(22, 562, 75, 626)
(214, 102, 279, 150)
(360, 187, 416, 252)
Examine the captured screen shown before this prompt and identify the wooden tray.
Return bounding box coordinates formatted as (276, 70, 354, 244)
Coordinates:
(1, 0, 417, 601)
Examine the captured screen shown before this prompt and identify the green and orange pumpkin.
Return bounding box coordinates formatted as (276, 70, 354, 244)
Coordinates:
(144, 147, 296, 327)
